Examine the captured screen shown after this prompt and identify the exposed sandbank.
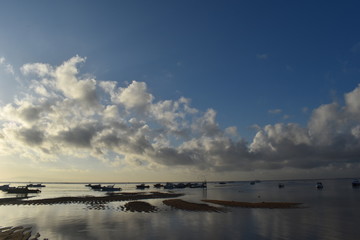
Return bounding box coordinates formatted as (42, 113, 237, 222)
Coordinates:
(0, 192, 183, 206)
(163, 199, 224, 212)
(124, 201, 157, 212)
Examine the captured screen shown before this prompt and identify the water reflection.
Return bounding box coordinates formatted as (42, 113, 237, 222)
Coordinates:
(0, 179, 359, 239)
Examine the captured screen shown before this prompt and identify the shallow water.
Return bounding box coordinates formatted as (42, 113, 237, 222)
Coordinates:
(0, 179, 359, 239)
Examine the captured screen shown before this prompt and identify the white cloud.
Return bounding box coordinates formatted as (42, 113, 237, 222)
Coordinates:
(117, 80, 153, 112)
(345, 83, 360, 116)
(21, 62, 53, 77)
(0, 57, 15, 75)
(1, 56, 360, 175)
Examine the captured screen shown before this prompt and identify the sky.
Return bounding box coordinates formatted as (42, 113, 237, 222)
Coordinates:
(0, 1, 360, 182)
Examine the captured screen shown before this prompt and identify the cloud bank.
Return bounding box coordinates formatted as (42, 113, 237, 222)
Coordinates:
(0, 56, 360, 174)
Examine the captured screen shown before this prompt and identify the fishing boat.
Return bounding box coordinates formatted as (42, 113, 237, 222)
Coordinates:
(163, 182, 174, 189)
(352, 179, 360, 187)
(136, 183, 150, 189)
(189, 181, 207, 188)
(316, 182, 323, 189)
(5, 186, 41, 194)
(101, 185, 121, 191)
(174, 183, 187, 189)
(153, 183, 164, 188)
(88, 184, 102, 190)
(0, 184, 10, 191)
(27, 183, 46, 188)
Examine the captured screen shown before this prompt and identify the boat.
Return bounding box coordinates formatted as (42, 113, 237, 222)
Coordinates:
(352, 179, 360, 187)
(250, 181, 256, 185)
(174, 183, 187, 189)
(136, 184, 150, 189)
(163, 182, 174, 189)
(0, 184, 10, 191)
(189, 181, 207, 188)
(5, 186, 41, 194)
(278, 183, 285, 188)
(88, 184, 102, 190)
(316, 182, 323, 189)
(153, 183, 164, 188)
(101, 185, 121, 191)
(27, 183, 46, 188)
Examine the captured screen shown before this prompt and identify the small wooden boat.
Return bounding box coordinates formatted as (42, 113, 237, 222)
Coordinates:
(316, 182, 323, 189)
(153, 183, 164, 188)
(27, 183, 46, 188)
(101, 185, 121, 191)
(352, 179, 360, 187)
(88, 184, 102, 190)
(174, 183, 186, 189)
(5, 186, 41, 194)
(163, 182, 174, 189)
(189, 182, 207, 188)
(136, 184, 150, 189)
(0, 184, 10, 191)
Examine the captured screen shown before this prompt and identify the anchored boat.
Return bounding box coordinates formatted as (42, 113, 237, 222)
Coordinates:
(5, 186, 41, 194)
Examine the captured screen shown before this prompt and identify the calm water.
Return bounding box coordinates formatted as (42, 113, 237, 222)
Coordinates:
(0, 179, 359, 240)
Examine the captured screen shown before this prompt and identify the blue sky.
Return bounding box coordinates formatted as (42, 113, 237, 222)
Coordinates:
(0, 1, 360, 182)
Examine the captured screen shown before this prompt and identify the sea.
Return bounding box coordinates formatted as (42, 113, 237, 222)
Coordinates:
(0, 178, 359, 240)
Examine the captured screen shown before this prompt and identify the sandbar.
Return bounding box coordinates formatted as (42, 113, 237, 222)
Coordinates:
(163, 199, 224, 212)
(124, 201, 157, 212)
(0, 192, 182, 206)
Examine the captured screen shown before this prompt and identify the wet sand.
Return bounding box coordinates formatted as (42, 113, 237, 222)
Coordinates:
(124, 201, 157, 212)
(202, 199, 303, 208)
(0, 226, 43, 240)
(163, 199, 224, 212)
(0, 192, 183, 206)
(162, 199, 302, 212)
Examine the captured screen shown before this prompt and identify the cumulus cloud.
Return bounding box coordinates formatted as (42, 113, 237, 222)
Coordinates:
(0, 57, 15, 75)
(0, 56, 360, 174)
(251, 85, 360, 170)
